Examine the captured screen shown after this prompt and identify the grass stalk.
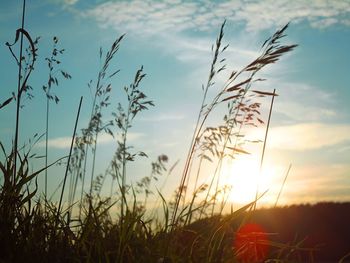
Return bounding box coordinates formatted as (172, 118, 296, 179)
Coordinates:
(254, 88, 276, 209)
(171, 21, 226, 228)
(275, 163, 292, 207)
(12, 0, 26, 187)
(45, 96, 49, 198)
(211, 109, 247, 216)
(192, 156, 204, 198)
(120, 109, 130, 220)
(89, 132, 99, 196)
(56, 96, 83, 223)
(199, 97, 246, 219)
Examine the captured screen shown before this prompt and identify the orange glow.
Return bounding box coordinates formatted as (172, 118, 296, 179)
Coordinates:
(233, 223, 269, 263)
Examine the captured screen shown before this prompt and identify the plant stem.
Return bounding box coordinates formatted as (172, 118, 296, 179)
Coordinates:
(45, 94, 49, 198)
(87, 71, 103, 197)
(211, 108, 247, 216)
(120, 104, 130, 220)
(13, 0, 26, 186)
(199, 96, 246, 219)
(170, 22, 226, 227)
(254, 88, 276, 210)
(56, 96, 83, 224)
(275, 164, 292, 207)
(89, 131, 98, 196)
(78, 79, 99, 217)
(192, 156, 203, 196)
(79, 143, 88, 219)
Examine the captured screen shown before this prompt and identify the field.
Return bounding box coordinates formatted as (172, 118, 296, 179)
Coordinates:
(1, 1, 349, 262)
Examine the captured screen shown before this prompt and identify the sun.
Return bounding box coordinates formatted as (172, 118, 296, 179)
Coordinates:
(221, 156, 276, 205)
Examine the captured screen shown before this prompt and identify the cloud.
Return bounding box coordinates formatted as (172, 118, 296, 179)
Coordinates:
(232, 0, 350, 31)
(248, 123, 350, 151)
(280, 163, 350, 203)
(47, 0, 79, 6)
(84, 0, 350, 36)
(64, 0, 78, 5)
(81, 0, 349, 80)
(44, 136, 75, 149)
(141, 113, 185, 122)
(272, 82, 338, 123)
(84, 1, 201, 36)
(38, 132, 143, 149)
(159, 32, 259, 67)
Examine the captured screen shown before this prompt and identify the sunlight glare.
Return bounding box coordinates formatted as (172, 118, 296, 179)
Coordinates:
(222, 156, 276, 205)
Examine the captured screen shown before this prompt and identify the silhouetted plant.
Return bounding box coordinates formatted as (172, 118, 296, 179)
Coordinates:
(5, 0, 38, 187)
(171, 21, 297, 229)
(67, 35, 123, 218)
(109, 65, 154, 218)
(43, 36, 71, 198)
(136, 154, 168, 209)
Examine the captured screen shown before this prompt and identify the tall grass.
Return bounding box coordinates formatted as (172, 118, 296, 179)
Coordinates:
(0, 2, 330, 262)
(42, 36, 72, 198)
(171, 22, 297, 226)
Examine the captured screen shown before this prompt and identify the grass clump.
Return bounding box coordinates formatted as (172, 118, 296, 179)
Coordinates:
(0, 2, 335, 263)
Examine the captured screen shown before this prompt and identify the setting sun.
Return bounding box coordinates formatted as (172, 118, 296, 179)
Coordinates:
(222, 156, 277, 205)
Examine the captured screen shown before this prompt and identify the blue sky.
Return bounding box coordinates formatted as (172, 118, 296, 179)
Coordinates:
(1, 0, 350, 207)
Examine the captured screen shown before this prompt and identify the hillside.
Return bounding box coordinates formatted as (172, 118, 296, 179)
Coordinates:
(235, 202, 350, 262)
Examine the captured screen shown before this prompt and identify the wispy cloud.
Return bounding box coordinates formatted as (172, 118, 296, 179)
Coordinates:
(249, 123, 350, 151)
(140, 113, 185, 122)
(232, 0, 350, 31)
(85, 1, 204, 36)
(281, 163, 350, 203)
(47, 0, 79, 7)
(36, 136, 75, 149)
(38, 132, 143, 149)
(272, 82, 338, 123)
(84, 0, 350, 36)
(82, 0, 350, 83)
(64, 0, 78, 5)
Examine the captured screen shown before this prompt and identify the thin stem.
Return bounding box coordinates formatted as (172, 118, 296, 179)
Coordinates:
(185, 156, 204, 224)
(275, 164, 292, 207)
(211, 109, 247, 216)
(210, 159, 224, 216)
(79, 143, 89, 219)
(150, 159, 179, 218)
(110, 176, 115, 197)
(87, 70, 103, 199)
(192, 156, 203, 196)
(199, 96, 246, 219)
(120, 105, 130, 220)
(89, 131, 98, 196)
(45, 95, 49, 198)
(13, 0, 26, 186)
(70, 149, 85, 214)
(254, 88, 276, 209)
(78, 77, 99, 217)
(56, 96, 83, 225)
(171, 108, 208, 225)
(181, 153, 195, 209)
(170, 22, 226, 228)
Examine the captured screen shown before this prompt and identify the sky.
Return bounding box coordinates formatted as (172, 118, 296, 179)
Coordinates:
(1, 0, 350, 208)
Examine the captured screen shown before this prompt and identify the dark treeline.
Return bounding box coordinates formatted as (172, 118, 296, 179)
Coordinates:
(243, 202, 350, 262)
(184, 202, 350, 262)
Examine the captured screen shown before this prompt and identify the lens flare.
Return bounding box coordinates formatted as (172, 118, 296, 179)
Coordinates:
(233, 223, 269, 263)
